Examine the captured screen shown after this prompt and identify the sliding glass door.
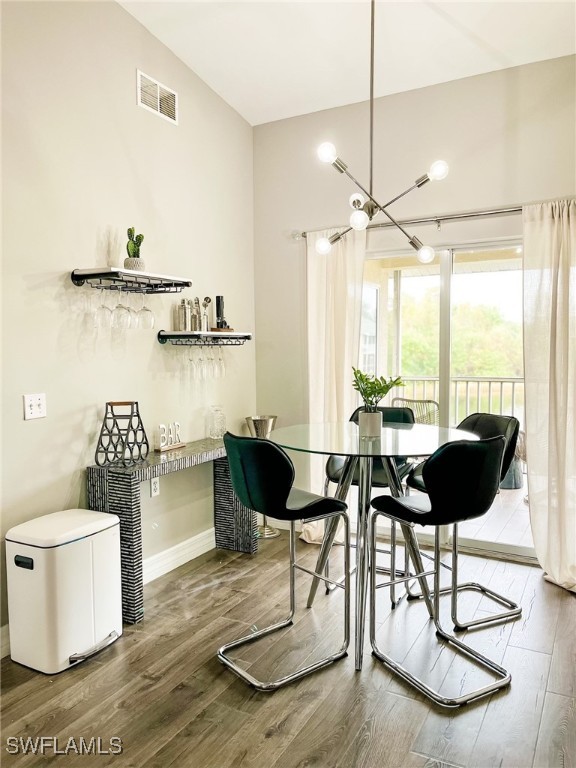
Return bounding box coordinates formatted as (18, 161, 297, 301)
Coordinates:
(449, 246, 532, 559)
(362, 242, 534, 561)
(363, 255, 441, 401)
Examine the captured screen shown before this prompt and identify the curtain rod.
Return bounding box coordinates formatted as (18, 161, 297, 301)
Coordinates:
(298, 204, 522, 239)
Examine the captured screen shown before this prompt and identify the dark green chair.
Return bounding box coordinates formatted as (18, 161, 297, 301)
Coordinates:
(218, 431, 350, 692)
(370, 436, 512, 707)
(405, 412, 522, 631)
(407, 412, 520, 492)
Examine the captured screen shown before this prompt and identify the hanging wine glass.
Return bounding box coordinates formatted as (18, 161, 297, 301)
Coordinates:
(189, 346, 198, 380)
(126, 292, 139, 330)
(197, 348, 206, 380)
(95, 287, 113, 330)
(137, 293, 155, 330)
(80, 290, 98, 340)
(111, 288, 131, 331)
(217, 347, 226, 378)
(205, 347, 215, 378)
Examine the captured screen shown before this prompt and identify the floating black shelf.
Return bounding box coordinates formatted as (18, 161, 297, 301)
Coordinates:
(71, 267, 192, 294)
(157, 330, 252, 347)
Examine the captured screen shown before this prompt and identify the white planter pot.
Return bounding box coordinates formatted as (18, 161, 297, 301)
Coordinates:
(124, 257, 146, 271)
(358, 410, 382, 439)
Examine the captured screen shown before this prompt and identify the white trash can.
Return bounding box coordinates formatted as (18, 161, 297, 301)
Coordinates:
(5, 509, 122, 674)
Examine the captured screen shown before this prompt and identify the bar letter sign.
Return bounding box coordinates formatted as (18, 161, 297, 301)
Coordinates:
(156, 422, 185, 452)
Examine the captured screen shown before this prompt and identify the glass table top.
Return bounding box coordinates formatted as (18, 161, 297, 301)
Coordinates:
(269, 422, 478, 458)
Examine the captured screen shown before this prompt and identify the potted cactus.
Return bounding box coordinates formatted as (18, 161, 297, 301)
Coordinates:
(124, 227, 145, 271)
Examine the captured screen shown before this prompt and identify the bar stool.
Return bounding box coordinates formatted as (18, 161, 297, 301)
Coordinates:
(218, 432, 350, 692)
(405, 412, 521, 631)
(369, 436, 512, 707)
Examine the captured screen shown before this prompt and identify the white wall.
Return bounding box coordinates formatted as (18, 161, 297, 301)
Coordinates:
(253, 56, 576, 431)
(1, 1, 256, 627)
(2, 2, 575, 635)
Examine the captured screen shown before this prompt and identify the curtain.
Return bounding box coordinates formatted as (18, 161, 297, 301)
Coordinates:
(301, 228, 366, 543)
(523, 200, 576, 592)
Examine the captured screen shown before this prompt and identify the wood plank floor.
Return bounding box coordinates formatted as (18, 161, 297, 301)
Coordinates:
(344, 477, 534, 552)
(459, 480, 534, 550)
(2, 536, 574, 768)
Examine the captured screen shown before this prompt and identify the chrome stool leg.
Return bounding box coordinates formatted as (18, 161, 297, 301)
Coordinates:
(369, 510, 511, 708)
(218, 509, 350, 692)
(404, 524, 521, 631)
(448, 524, 521, 631)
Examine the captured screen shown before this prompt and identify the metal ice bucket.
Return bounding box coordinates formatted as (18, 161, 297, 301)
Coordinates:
(245, 415, 277, 439)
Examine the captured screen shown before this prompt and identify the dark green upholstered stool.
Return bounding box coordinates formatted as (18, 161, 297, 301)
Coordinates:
(370, 436, 512, 707)
(405, 412, 522, 631)
(218, 431, 350, 692)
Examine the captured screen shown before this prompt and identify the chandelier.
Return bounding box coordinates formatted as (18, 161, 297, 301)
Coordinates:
(315, 0, 449, 263)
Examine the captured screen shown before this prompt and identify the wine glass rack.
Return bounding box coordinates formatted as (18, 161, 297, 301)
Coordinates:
(157, 331, 252, 347)
(71, 267, 192, 294)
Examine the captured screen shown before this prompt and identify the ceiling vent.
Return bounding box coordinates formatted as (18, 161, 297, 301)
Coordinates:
(137, 70, 178, 125)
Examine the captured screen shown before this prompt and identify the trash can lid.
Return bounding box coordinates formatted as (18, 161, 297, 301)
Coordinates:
(5, 509, 119, 548)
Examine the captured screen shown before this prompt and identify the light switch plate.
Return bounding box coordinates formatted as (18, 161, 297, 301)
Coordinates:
(23, 393, 47, 420)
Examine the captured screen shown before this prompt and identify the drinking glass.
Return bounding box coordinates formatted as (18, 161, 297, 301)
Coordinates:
(197, 349, 206, 380)
(189, 346, 198, 379)
(112, 289, 131, 330)
(217, 347, 226, 378)
(95, 287, 113, 330)
(80, 290, 98, 337)
(126, 293, 139, 330)
(205, 347, 216, 378)
(137, 293, 155, 330)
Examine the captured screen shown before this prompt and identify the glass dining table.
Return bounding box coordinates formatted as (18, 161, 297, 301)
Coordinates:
(269, 420, 477, 670)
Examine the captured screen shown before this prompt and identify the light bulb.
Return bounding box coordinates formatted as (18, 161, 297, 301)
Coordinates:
(317, 142, 337, 164)
(349, 192, 365, 209)
(428, 160, 449, 181)
(417, 245, 435, 264)
(350, 210, 369, 230)
(316, 237, 333, 255)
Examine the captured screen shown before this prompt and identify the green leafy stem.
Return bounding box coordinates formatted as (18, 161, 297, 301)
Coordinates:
(352, 367, 405, 411)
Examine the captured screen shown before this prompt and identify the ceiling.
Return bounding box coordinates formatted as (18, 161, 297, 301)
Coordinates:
(120, 1, 576, 126)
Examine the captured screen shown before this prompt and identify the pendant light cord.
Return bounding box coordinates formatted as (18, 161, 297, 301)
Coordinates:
(369, 0, 375, 197)
(313, 0, 450, 262)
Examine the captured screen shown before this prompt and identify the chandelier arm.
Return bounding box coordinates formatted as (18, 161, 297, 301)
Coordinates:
(341, 167, 414, 241)
(330, 227, 353, 244)
(373, 207, 413, 241)
(381, 181, 425, 209)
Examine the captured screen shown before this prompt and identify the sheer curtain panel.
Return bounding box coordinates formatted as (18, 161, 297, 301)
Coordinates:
(523, 200, 576, 592)
(301, 229, 366, 542)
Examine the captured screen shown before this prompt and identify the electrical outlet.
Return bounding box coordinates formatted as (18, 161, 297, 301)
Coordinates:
(150, 477, 160, 497)
(23, 393, 47, 420)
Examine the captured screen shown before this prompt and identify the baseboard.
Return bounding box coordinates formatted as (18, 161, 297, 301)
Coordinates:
(143, 527, 216, 585)
(0, 529, 216, 659)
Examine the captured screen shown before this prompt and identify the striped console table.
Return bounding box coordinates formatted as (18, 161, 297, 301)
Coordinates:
(87, 439, 257, 624)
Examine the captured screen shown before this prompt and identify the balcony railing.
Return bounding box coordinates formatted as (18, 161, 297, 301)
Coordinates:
(391, 376, 525, 428)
